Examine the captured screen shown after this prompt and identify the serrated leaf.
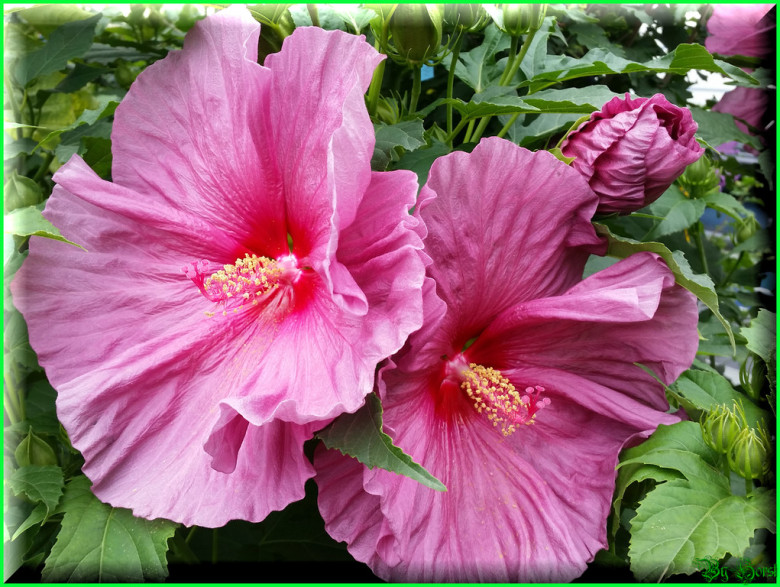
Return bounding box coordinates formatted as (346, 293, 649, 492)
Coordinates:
(595, 223, 735, 353)
(16, 14, 102, 86)
(448, 23, 509, 92)
(671, 370, 768, 427)
(701, 191, 750, 220)
(5, 204, 85, 249)
(25, 380, 60, 436)
(11, 503, 48, 541)
(372, 119, 425, 170)
(645, 185, 707, 239)
(42, 476, 177, 582)
(317, 393, 446, 491)
(8, 465, 64, 516)
(629, 483, 775, 581)
(742, 309, 775, 365)
(53, 62, 110, 93)
(523, 43, 758, 93)
(618, 422, 722, 484)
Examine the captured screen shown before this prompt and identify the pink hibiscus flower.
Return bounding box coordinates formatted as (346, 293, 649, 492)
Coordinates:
(315, 137, 700, 581)
(11, 6, 426, 527)
(705, 4, 775, 59)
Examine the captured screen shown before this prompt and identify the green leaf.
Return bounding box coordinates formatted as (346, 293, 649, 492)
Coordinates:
(372, 119, 425, 170)
(690, 107, 762, 151)
(43, 476, 177, 582)
(701, 191, 750, 220)
(7, 465, 64, 516)
(619, 422, 722, 482)
(521, 85, 620, 113)
(317, 393, 446, 491)
(522, 43, 758, 93)
(11, 503, 48, 541)
(741, 309, 775, 365)
(595, 223, 736, 353)
(670, 370, 769, 428)
(25, 380, 60, 436)
(645, 185, 707, 239)
(16, 14, 102, 86)
(5, 204, 85, 249)
(449, 23, 509, 92)
(15, 5, 97, 36)
(53, 63, 110, 93)
(629, 483, 775, 581)
(393, 140, 452, 189)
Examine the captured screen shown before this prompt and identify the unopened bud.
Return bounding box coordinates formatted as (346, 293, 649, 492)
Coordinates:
(389, 4, 443, 64)
(501, 4, 547, 37)
(701, 403, 743, 454)
(728, 425, 771, 480)
(443, 4, 488, 32)
(677, 155, 720, 199)
(15, 429, 58, 467)
(735, 214, 760, 244)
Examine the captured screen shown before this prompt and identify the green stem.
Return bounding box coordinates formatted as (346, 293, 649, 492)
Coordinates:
(409, 65, 422, 114)
(719, 251, 747, 287)
(462, 119, 476, 143)
(32, 151, 54, 184)
(497, 112, 520, 139)
(692, 222, 710, 276)
(446, 38, 462, 136)
(306, 4, 320, 27)
(472, 29, 539, 144)
(184, 526, 197, 545)
(745, 477, 753, 497)
(469, 115, 491, 143)
(446, 117, 470, 144)
(367, 58, 386, 117)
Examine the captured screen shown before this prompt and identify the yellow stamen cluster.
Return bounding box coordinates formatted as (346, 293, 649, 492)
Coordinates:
(203, 253, 282, 315)
(461, 363, 542, 436)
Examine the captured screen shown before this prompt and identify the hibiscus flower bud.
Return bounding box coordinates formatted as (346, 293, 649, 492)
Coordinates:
(701, 403, 743, 454)
(677, 155, 720, 199)
(735, 214, 761, 244)
(15, 429, 58, 467)
(443, 4, 488, 32)
(389, 4, 443, 64)
(560, 93, 704, 215)
(728, 425, 771, 480)
(501, 4, 546, 36)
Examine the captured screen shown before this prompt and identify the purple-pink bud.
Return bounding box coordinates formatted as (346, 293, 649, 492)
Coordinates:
(561, 93, 704, 215)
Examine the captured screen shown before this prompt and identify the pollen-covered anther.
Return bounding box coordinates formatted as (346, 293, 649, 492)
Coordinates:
(460, 363, 550, 436)
(184, 253, 287, 315)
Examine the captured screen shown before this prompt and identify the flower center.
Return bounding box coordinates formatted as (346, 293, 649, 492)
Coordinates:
(184, 253, 302, 316)
(444, 355, 550, 436)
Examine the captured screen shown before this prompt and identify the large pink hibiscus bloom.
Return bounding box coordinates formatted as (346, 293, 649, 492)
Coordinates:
(11, 7, 426, 527)
(315, 138, 700, 581)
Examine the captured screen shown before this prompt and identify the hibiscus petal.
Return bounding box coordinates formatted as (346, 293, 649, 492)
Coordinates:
(471, 252, 699, 411)
(316, 364, 670, 582)
(265, 26, 383, 314)
(11, 182, 314, 526)
(418, 137, 604, 348)
(110, 6, 287, 258)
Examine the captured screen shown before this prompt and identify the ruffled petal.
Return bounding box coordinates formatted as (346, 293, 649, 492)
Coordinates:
(265, 26, 384, 314)
(316, 364, 673, 582)
(418, 137, 603, 348)
(110, 6, 288, 258)
(11, 181, 315, 526)
(470, 252, 699, 411)
(203, 170, 427, 450)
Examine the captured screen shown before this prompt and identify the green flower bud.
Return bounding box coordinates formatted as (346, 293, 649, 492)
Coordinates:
(735, 214, 760, 244)
(15, 429, 58, 467)
(115, 60, 137, 90)
(389, 4, 443, 64)
(676, 155, 720, 199)
(728, 425, 771, 480)
(701, 404, 743, 454)
(501, 4, 547, 37)
(443, 4, 488, 32)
